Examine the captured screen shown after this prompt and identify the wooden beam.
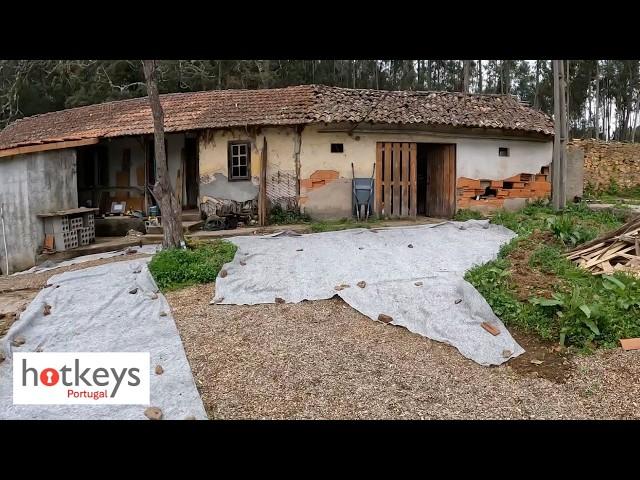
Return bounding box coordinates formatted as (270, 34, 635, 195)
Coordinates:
(383, 143, 392, 218)
(259, 137, 268, 226)
(0, 138, 100, 158)
(375, 143, 383, 217)
(392, 143, 401, 217)
(409, 143, 417, 217)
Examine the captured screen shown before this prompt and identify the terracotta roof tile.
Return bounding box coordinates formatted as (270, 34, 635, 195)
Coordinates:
(0, 85, 553, 151)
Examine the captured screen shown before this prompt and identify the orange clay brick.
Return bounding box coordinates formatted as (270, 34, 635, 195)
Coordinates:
(620, 338, 640, 350)
(309, 170, 339, 181)
(457, 177, 482, 189)
(530, 181, 551, 192)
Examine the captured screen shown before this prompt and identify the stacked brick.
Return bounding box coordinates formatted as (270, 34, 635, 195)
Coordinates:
(569, 139, 640, 192)
(457, 165, 551, 211)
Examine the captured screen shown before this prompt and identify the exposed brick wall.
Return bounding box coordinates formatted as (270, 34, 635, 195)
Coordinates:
(457, 166, 551, 212)
(299, 170, 339, 206)
(569, 139, 640, 192)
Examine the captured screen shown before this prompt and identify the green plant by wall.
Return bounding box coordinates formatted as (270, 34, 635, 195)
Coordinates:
(453, 209, 486, 221)
(269, 205, 311, 225)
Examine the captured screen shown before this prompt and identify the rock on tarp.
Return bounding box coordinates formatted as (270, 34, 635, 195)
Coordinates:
(213, 220, 524, 366)
(0, 259, 206, 420)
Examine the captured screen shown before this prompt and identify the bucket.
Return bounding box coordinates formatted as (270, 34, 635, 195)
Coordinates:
(148, 205, 160, 217)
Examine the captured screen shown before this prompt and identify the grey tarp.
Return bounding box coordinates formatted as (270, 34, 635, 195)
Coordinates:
(0, 259, 206, 420)
(213, 220, 523, 366)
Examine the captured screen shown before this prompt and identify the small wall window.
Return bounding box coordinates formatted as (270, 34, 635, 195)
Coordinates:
(498, 147, 510, 157)
(331, 143, 344, 153)
(228, 141, 251, 181)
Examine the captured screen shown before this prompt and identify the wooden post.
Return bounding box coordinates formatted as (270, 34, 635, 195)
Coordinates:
(293, 126, 302, 197)
(259, 137, 268, 226)
(559, 60, 568, 208)
(552, 60, 567, 211)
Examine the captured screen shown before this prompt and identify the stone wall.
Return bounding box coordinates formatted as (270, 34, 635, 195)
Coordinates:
(569, 139, 640, 192)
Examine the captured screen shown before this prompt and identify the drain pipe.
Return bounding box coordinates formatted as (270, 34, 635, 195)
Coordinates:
(0, 203, 8, 275)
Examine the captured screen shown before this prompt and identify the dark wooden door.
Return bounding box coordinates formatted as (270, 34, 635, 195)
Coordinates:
(184, 137, 199, 208)
(425, 144, 456, 218)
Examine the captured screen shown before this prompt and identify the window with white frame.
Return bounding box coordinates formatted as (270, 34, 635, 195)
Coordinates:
(228, 141, 251, 180)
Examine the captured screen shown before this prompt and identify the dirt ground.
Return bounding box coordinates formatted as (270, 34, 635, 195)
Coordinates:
(507, 231, 563, 301)
(168, 283, 640, 420)
(0, 253, 150, 339)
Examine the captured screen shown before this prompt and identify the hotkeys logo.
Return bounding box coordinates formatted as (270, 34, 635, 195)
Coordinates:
(13, 352, 150, 404)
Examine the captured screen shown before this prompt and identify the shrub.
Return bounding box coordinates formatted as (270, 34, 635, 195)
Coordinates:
(269, 205, 311, 224)
(148, 240, 237, 291)
(545, 215, 593, 247)
(605, 178, 620, 196)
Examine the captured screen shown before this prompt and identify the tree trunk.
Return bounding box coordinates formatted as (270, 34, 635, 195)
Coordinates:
(463, 60, 470, 93)
(142, 60, 184, 249)
(632, 100, 639, 142)
(607, 79, 612, 141)
(352, 60, 356, 88)
(594, 61, 600, 139)
(374, 60, 379, 89)
(477, 60, 482, 93)
(565, 60, 571, 140)
(427, 60, 432, 90)
(534, 60, 540, 109)
(625, 71, 634, 140)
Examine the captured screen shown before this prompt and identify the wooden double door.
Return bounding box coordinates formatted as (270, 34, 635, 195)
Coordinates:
(375, 142, 456, 219)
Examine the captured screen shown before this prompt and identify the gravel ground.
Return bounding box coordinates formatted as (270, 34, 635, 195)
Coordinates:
(168, 283, 640, 420)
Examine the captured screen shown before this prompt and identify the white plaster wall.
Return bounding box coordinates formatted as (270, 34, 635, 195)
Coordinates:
(299, 124, 553, 180)
(456, 138, 553, 179)
(198, 127, 297, 202)
(196, 123, 552, 215)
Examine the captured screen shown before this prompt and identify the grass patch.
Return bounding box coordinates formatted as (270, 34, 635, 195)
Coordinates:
(453, 209, 486, 221)
(149, 239, 237, 291)
(310, 217, 382, 233)
(466, 200, 640, 351)
(490, 200, 623, 237)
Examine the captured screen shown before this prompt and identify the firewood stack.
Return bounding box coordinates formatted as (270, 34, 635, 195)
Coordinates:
(566, 216, 640, 276)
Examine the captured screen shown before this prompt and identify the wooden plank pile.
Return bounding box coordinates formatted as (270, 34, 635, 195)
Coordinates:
(566, 215, 640, 276)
